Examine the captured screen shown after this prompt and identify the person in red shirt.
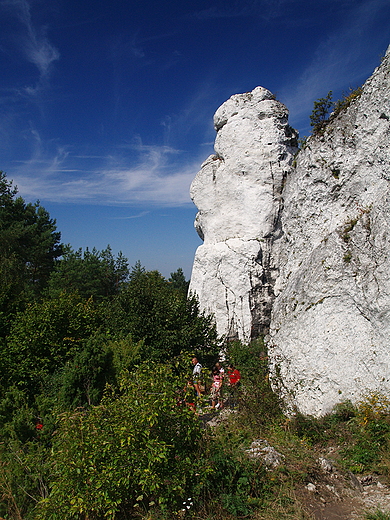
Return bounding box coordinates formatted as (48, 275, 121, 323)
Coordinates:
(227, 364, 241, 387)
(227, 364, 241, 409)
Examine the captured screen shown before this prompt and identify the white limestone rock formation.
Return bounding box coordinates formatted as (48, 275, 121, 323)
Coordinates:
(189, 45, 390, 417)
(268, 45, 390, 416)
(189, 87, 298, 341)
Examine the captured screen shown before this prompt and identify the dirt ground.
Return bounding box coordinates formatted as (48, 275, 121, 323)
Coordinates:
(202, 409, 390, 519)
(298, 453, 390, 520)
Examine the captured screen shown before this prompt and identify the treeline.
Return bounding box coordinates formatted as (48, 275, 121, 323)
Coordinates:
(1, 171, 238, 519)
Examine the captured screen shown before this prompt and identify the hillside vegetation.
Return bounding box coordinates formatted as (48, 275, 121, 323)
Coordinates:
(1, 170, 390, 520)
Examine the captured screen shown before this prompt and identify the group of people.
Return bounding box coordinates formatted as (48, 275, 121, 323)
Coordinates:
(191, 357, 241, 410)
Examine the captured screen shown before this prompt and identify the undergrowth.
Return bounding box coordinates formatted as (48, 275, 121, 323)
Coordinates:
(182, 339, 390, 520)
(2, 338, 390, 519)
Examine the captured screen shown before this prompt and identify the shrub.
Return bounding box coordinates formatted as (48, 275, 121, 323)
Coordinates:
(37, 363, 206, 519)
(366, 511, 390, 520)
(226, 339, 283, 427)
(333, 86, 363, 117)
(341, 393, 390, 473)
(310, 91, 333, 135)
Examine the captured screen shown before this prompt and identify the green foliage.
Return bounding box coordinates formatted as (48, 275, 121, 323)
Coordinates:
(0, 171, 63, 335)
(2, 292, 102, 392)
(47, 245, 129, 301)
(35, 359, 273, 520)
(341, 393, 390, 473)
(4, 168, 390, 520)
(0, 384, 56, 519)
(308, 87, 363, 138)
(37, 363, 205, 519)
(198, 425, 269, 518)
(333, 86, 363, 117)
(343, 250, 352, 263)
(56, 334, 147, 410)
(105, 265, 220, 363)
(287, 395, 390, 475)
(168, 267, 189, 294)
(57, 334, 115, 408)
(108, 334, 143, 375)
(226, 338, 283, 426)
(310, 91, 333, 134)
(366, 512, 390, 520)
(0, 436, 52, 520)
(0, 386, 37, 443)
(342, 217, 359, 243)
(357, 391, 390, 424)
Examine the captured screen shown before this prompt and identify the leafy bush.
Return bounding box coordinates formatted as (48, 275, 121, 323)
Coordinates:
(287, 395, 390, 475)
(0, 386, 55, 520)
(226, 338, 283, 426)
(333, 86, 363, 117)
(37, 363, 205, 519)
(357, 392, 390, 425)
(366, 511, 390, 520)
(57, 334, 115, 409)
(105, 267, 220, 364)
(2, 292, 102, 393)
(341, 393, 390, 473)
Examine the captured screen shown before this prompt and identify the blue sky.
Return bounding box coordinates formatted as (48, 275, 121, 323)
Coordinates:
(1, 0, 389, 278)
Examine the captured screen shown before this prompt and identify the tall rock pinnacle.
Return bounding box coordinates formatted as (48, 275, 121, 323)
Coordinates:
(189, 86, 298, 342)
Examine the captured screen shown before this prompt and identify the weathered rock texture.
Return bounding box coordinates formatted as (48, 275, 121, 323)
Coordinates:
(190, 45, 390, 416)
(269, 46, 390, 416)
(189, 87, 298, 341)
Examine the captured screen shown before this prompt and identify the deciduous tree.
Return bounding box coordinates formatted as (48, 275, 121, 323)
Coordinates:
(105, 265, 219, 362)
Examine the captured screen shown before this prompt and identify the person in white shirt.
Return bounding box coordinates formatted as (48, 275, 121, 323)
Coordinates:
(191, 357, 202, 397)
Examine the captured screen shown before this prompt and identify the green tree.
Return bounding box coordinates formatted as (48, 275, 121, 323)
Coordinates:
(1, 292, 103, 394)
(310, 91, 334, 134)
(37, 364, 205, 519)
(0, 171, 62, 335)
(57, 334, 115, 409)
(47, 245, 129, 301)
(0, 381, 60, 520)
(168, 267, 189, 294)
(105, 265, 219, 362)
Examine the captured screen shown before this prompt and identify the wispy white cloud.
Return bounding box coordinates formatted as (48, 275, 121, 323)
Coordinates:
(4, 75, 218, 208)
(110, 211, 150, 220)
(279, 0, 390, 132)
(10, 133, 202, 207)
(159, 80, 219, 149)
(2, 0, 59, 90)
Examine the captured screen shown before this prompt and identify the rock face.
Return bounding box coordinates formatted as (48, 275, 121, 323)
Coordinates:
(268, 46, 390, 416)
(189, 87, 298, 341)
(189, 45, 390, 416)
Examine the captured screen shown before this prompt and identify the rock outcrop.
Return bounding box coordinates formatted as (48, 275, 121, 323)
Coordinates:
(268, 46, 390, 416)
(189, 87, 298, 341)
(189, 45, 390, 416)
